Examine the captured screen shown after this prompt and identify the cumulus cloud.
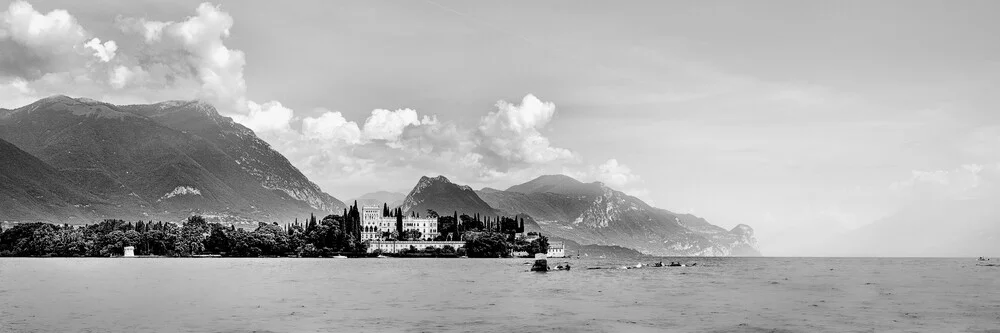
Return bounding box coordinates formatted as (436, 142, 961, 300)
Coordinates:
(0, 0, 91, 78)
(302, 110, 362, 144)
(477, 94, 575, 165)
(0, 1, 644, 201)
(83, 37, 116, 62)
(115, 3, 247, 113)
(1, 1, 86, 50)
(596, 158, 640, 187)
(235, 100, 294, 133)
(362, 108, 423, 142)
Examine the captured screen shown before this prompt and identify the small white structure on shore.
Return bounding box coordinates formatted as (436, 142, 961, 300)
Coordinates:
(547, 242, 565, 258)
(123, 246, 135, 257)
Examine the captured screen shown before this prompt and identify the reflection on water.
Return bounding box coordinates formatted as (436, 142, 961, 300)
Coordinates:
(1, 257, 997, 332)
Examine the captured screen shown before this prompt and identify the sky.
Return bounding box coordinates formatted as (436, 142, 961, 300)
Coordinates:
(1, 0, 998, 255)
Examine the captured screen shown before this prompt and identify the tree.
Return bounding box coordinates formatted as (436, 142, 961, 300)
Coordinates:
(464, 232, 510, 258)
(175, 217, 209, 256)
(205, 224, 232, 254)
(527, 235, 549, 256)
(395, 208, 403, 234)
(98, 230, 128, 257)
(426, 209, 439, 218)
(184, 215, 209, 234)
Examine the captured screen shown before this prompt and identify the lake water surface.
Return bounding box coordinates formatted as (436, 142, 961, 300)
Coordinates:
(1, 257, 998, 332)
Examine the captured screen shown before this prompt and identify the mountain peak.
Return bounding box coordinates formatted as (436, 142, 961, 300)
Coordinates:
(149, 100, 220, 116)
(419, 175, 452, 184)
(402, 175, 495, 216)
(478, 187, 501, 193)
(730, 224, 754, 234)
(533, 174, 583, 184)
(507, 174, 601, 196)
(0, 96, 346, 222)
(39, 94, 77, 103)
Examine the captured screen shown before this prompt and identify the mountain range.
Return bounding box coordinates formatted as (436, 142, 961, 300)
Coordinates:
(399, 174, 760, 256)
(2, 96, 759, 256)
(0, 96, 345, 223)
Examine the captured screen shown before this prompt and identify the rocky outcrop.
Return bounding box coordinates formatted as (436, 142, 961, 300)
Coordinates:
(479, 175, 761, 256)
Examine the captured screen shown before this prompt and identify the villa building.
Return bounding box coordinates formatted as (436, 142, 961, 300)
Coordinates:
(367, 240, 465, 254)
(359, 206, 439, 241)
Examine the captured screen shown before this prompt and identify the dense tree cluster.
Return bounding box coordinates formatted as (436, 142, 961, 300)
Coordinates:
(392, 244, 464, 257)
(513, 232, 550, 256)
(0, 202, 549, 258)
(0, 214, 366, 257)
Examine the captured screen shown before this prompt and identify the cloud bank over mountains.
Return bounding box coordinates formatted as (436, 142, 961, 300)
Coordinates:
(0, 1, 644, 198)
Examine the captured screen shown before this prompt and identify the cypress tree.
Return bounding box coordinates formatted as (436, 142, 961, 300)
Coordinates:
(396, 208, 403, 234)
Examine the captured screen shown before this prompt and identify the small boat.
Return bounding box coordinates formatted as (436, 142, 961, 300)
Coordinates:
(376, 255, 387, 258)
(333, 255, 348, 259)
(531, 254, 549, 272)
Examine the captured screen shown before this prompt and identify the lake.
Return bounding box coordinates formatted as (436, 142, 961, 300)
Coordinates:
(1, 257, 997, 332)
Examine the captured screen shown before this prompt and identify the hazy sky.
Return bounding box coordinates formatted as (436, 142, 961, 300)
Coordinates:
(2, 1, 998, 255)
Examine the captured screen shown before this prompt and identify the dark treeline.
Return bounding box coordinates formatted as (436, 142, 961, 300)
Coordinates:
(433, 210, 526, 242)
(0, 203, 548, 258)
(0, 213, 366, 257)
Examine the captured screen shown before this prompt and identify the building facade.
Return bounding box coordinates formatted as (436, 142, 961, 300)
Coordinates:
(367, 240, 465, 254)
(547, 241, 565, 258)
(360, 206, 439, 241)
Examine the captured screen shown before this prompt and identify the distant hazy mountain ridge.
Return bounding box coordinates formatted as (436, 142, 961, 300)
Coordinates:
(481, 175, 760, 256)
(396, 173, 760, 256)
(353, 191, 406, 208)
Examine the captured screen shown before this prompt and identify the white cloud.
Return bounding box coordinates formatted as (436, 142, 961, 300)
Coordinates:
(83, 37, 116, 62)
(236, 100, 294, 133)
(596, 158, 639, 187)
(109, 65, 136, 89)
(1, 1, 85, 50)
(0, 1, 648, 203)
(163, 3, 246, 114)
(302, 110, 362, 144)
(0, 0, 89, 78)
(478, 94, 575, 165)
(362, 108, 423, 142)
